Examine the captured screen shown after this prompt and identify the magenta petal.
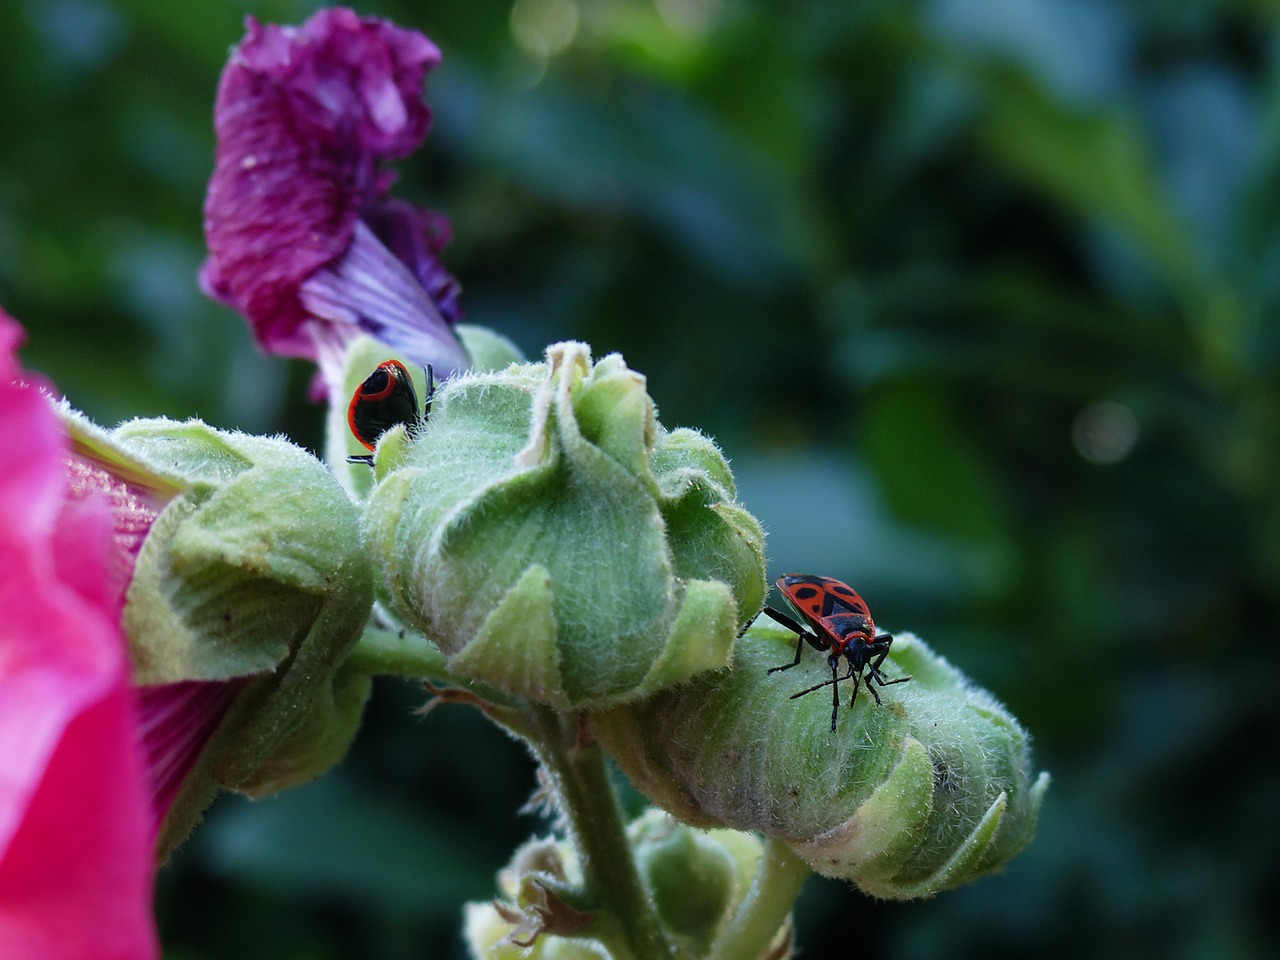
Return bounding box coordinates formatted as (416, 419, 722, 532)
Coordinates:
(0, 310, 158, 959)
(60, 457, 165, 615)
(135, 681, 244, 836)
(0, 682, 156, 960)
(200, 8, 457, 362)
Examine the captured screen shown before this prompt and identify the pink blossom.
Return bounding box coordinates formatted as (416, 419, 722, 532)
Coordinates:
(200, 7, 468, 391)
(0, 311, 159, 960)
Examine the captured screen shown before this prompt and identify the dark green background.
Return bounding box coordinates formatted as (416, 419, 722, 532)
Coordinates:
(4, 1, 1278, 957)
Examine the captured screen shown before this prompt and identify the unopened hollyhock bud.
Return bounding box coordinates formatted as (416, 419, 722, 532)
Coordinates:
(463, 811, 785, 959)
(593, 625, 1049, 900)
(239, 663, 372, 798)
(63, 410, 375, 858)
(627, 810, 789, 958)
(363, 342, 766, 709)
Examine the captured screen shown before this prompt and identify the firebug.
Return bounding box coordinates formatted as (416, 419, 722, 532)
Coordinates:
(346, 360, 433, 464)
(747, 573, 911, 731)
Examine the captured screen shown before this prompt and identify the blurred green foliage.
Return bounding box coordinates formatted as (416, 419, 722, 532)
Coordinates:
(4, 0, 1280, 957)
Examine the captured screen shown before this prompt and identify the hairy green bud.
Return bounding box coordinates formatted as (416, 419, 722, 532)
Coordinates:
(363, 342, 766, 708)
(238, 662, 372, 798)
(593, 625, 1049, 899)
(82, 415, 374, 855)
(628, 810, 790, 958)
(463, 812, 789, 960)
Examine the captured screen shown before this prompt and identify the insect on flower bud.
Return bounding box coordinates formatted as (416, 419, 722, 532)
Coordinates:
(362, 341, 767, 709)
(593, 625, 1049, 900)
(328, 327, 523, 498)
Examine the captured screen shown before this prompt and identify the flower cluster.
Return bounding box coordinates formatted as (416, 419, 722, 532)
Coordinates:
(2, 6, 1049, 959)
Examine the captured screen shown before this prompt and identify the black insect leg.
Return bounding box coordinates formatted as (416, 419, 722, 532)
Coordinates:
(422, 364, 436, 418)
(787, 674, 841, 700)
(858, 670, 881, 706)
(769, 631, 807, 674)
(759, 606, 823, 674)
(829, 656, 841, 731)
(786, 656, 854, 730)
(868, 664, 911, 689)
(866, 638, 911, 692)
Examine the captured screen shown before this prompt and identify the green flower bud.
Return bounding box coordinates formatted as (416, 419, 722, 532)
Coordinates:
(115, 418, 373, 690)
(237, 663, 372, 798)
(363, 342, 766, 709)
(92, 416, 374, 852)
(464, 836, 602, 960)
(628, 810, 790, 958)
(593, 625, 1049, 900)
(463, 812, 790, 960)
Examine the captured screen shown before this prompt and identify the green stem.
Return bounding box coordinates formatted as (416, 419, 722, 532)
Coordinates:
(345, 624, 450, 678)
(348, 624, 453, 675)
(528, 705, 673, 960)
(705, 837, 809, 960)
(347, 624, 530, 733)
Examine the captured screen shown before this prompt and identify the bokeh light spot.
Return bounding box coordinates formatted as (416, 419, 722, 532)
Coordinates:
(1072, 400, 1139, 464)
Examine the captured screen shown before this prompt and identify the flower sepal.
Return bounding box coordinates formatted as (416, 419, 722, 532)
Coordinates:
(455, 322, 524, 373)
(67, 414, 375, 855)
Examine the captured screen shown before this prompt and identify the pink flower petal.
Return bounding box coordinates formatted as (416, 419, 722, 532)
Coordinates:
(136, 680, 243, 836)
(0, 310, 158, 960)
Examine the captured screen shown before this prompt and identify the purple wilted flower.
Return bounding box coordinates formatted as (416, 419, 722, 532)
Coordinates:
(200, 7, 468, 396)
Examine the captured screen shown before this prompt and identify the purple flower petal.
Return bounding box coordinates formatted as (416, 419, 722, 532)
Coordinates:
(366, 198, 464, 323)
(299, 221, 469, 376)
(200, 8, 464, 371)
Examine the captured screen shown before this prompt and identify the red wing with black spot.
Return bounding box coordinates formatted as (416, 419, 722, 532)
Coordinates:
(347, 359, 422, 452)
(776, 573, 875, 645)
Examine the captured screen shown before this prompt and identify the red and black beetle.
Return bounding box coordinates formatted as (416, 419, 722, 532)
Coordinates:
(748, 573, 911, 731)
(346, 360, 433, 464)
